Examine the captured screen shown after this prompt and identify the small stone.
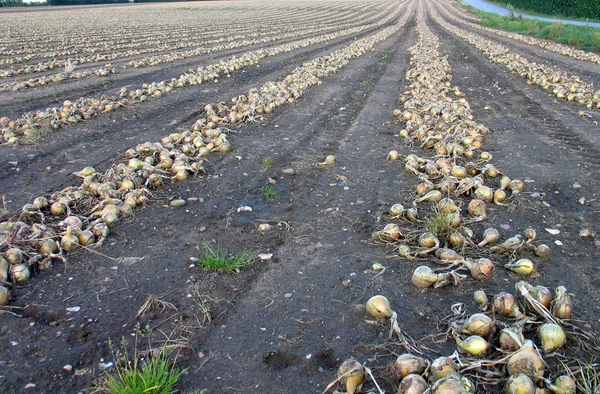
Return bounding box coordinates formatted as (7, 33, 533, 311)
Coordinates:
(554, 240, 564, 246)
(66, 306, 81, 312)
(284, 293, 292, 298)
(63, 364, 73, 372)
(24, 383, 36, 389)
(580, 229, 591, 237)
(237, 206, 253, 213)
(282, 168, 296, 176)
(170, 199, 186, 208)
(500, 224, 511, 230)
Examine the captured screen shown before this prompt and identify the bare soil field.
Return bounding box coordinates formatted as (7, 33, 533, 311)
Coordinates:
(1, 0, 599, 393)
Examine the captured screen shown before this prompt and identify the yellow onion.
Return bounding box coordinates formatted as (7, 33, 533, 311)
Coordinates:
(418, 232, 439, 248)
(405, 208, 419, 222)
(50, 202, 67, 216)
(538, 323, 566, 353)
(0, 257, 7, 281)
(506, 374, 536, 394)
(10, 263, 30, 282)
(365, 295, 393, 318)
(473, 290, 487, 306)
(547, 375, 576, 394)
(467, 199, 487, 217)
(447, 212, 462, 227)
(393, 354, 428, 380)
(493, 292, 521, 317)
(398, 244, 413, 259)
(398, 374, 428, 394)
(506, 340, 545, 382)
(0, 285, 9, 305)
(416, 190, 443, 203)
(435, 248, 463, 261)
(504, 259, 536, 277)
(493, 189, 507, 204)
(5, 248, 23, 265)
(429, 377, 468, 393)
(457, 335, 488, 357)
(411, 266, 438, 288)
(467, 258, 495, 280)
(482, 163, 498, 176)
(438, 198, 458, 213)
(416, 181, 434, 196)
(429, 357, 459, 382)
(451, 165, 467, 178)
(387, 150, 400, 161)
(530, 285, 552, 309)
(510, 180, 525, 194)
(61, 215, 83, 229)
(39, 239, 59, 254)
(478, 228, 500, 247)
(474, 186, 493, 202)
(551, 286, 572, 319)
(463, 313, 494, 338)
(499, 176, 511, 190)
(373, 223, 402, 242)
(102, 211, 120, 229)
(523, 228, 536, 242)
(390, 204, 405, 217)
(499, 326, 525, 351)
(33, 196, 48, 209)
(449, 231, 467, 247)
(534, 244, 551, 259)
(78, 230, 96, 246)
(338, 358, 365, 394)
(61, 226, 80, 251)
(91, 222, 109, 239)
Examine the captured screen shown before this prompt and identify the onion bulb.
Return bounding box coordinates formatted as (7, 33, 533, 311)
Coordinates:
(337, 358, 365, 394)
(429, 356, 459, 382)
(493, 292, 524, 318)
(60, 215, 83, 229)
(317, 155, 335, 167)
(474, 186, 493, 202)
(365, 295, 393, 318)
(78, 230, 96, 246)
(393, 354, 428, 380)
(504, 259, 536, 277)
(398, 374, 428, 394)
(467, 199, 487, 217)
(551, 286, 572, 319)
(451, 165, 467, 178)
(0, 285, 9, 305)
(538, 323, 566, 353)
(33, 196, 48, 209)
(547, 375, 576, 394)
(478, 228, 500, 247)
(429, 377, 468, 394)
(411, 265, 438, 288)
(387, 150, 399, 161)
(102, 211, 120, 229)
(50, 201, 67, 216)
(435, 248, 463, 261)
(405, 208, 418, 222)
(10, 263, 30, 282)
(467, 258, 495, 280)
(530, 285, 552, 309)
(61, 226, 80, 251)
(390, 203, 405, 217)
(505, 374, 536, 394)
(373, 223, 402, 242)
(463, 313, 494, 338)
(523, 228, 536, 242)
(0, 257, 7, 281)
(418, 232, 439, 248)
(506, 340, 545, 382)
(415, 190, 442, 203)
(39, 239, 59, 254)
(457, 335, 488, 357)
(5, 248, 23, 265)
(438, 198, 458, 213)
(500, 176, 512, 190)
(416, 181, 434, 196)
(473, 290, 487, 306)
(534, 244, 551, 259)
(449, 231, 466, 247)
(510, 179, 525, 194)
(493, 189, 507, 204)
(499, 326, 525, 351)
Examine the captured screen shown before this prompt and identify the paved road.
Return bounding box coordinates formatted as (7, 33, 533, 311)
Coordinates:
(462, 0, 600, 27)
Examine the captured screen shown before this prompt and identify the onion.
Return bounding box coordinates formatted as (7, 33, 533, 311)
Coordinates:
(365, 295, 393, 318)
(416, 190, 443, 203)
(451, 165, 467, 178)
(50, 201, 67, 216)
(474, 186, 493, 202)
(78, 230, 96, 246)
(39, 239, 59, 254)
(102, 211, 120, 229)
(0, 257, 7, 281)
(393, 354, 428, 380)
(510, 179, 525, 194)
(505, 374, 536, 394)
(398, 244, 413, 259)
(398, 374, 428, 394)
(416, 181, 435, 196)
(548, 375, 576, 394)
(447, 212, 462, 227)
(473, 290, 487, 306)
(478, 228, 500, 247)
(418, 232, 439, 248)
(523, 228, 536, 242)
(317, 155, 335, 167)
(10, 263, 30, 282)
(33, 196, 48, 209)
(338, 358, 364, 394)
(499, 326, 525, 351)
(530, 285, 552, 309)
(373, 223, 402, 242)
(506, 340, 545, 382)
(463, 313, 494, 338)
(482, 163, 499, 177)
(390, 204, 405, 217)
(5, 248, 23, 265)
(504, 259, 535, 277)
(429, 377, 467, 393)
(437, 178, 456, 194)
(499, 176, 511, 190)
(405, 208, 419, 222)
(387, 150, 400, 161)
(61, 226, 80, 251)
(449, 231, 466, 247)
(0, 285, 9, 304)
(493, 189, 507, 204)
(60, 215, 83, 229)
(411, 265, 438, 288)
(467, 258, 495, 280)
(493, 292, 517, 316)
(551, 286, 572, 319)
(435, 248, 463, 261)
(91, 222, 109, 239)
(438, 198, 458, 213)
(457, 335, 488, 357)
(538, 323, 566, 353)
(467, 199, 487, 217)
(534, 244, 551, 259)
(429, 356, 459, 382)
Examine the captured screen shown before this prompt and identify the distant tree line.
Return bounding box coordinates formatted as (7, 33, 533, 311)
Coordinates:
(0, 0, 29, 6)
(46, 0, 202, 4)
(493, 0, 600, 20)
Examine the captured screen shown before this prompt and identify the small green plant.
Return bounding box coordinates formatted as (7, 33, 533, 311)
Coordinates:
(261, 185, 278, 200)
(425, 211, 452, 236)
(548, 21, 565, 40)
(382, 52, 392, 60)
(361, 80, 369, 87)
(262, 156, 273, 167)
(198, 245, 254, 272)
(23, 121, 45, 142)
(560, 360, 600, 393)
(98, 338, 185, 394)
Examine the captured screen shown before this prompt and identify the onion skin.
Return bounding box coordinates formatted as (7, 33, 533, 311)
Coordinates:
(393, 354, 428, 380)
(338, 359, 364, 394)
(506, 340, 545, 382)
(365, 295, 393, 318)
(10, 264, 30, 283)
(0, 257, 8, 281)
(429, 356, 459, 382)
(411, 266, 438, 288)
(457, 335, 488, 357)
(0, 285, 9, 305)
(5, 248, 24, 265)
(398, 374, 428, 394)
(463, 313, 494, 338)
(499, 326, 525, 351)
(551, 286, 573, 319)
(505, 374, 536, 394)
(429, 376, 469, 393)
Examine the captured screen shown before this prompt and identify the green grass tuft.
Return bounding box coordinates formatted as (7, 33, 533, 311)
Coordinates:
(198, 245, 254, 272)
(262, 157, 273, 167)
(261, 185, 278, 201)
(425, 211, 453, 236)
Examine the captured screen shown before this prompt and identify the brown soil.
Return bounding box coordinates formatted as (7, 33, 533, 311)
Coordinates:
(1, 2, 600, 393)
